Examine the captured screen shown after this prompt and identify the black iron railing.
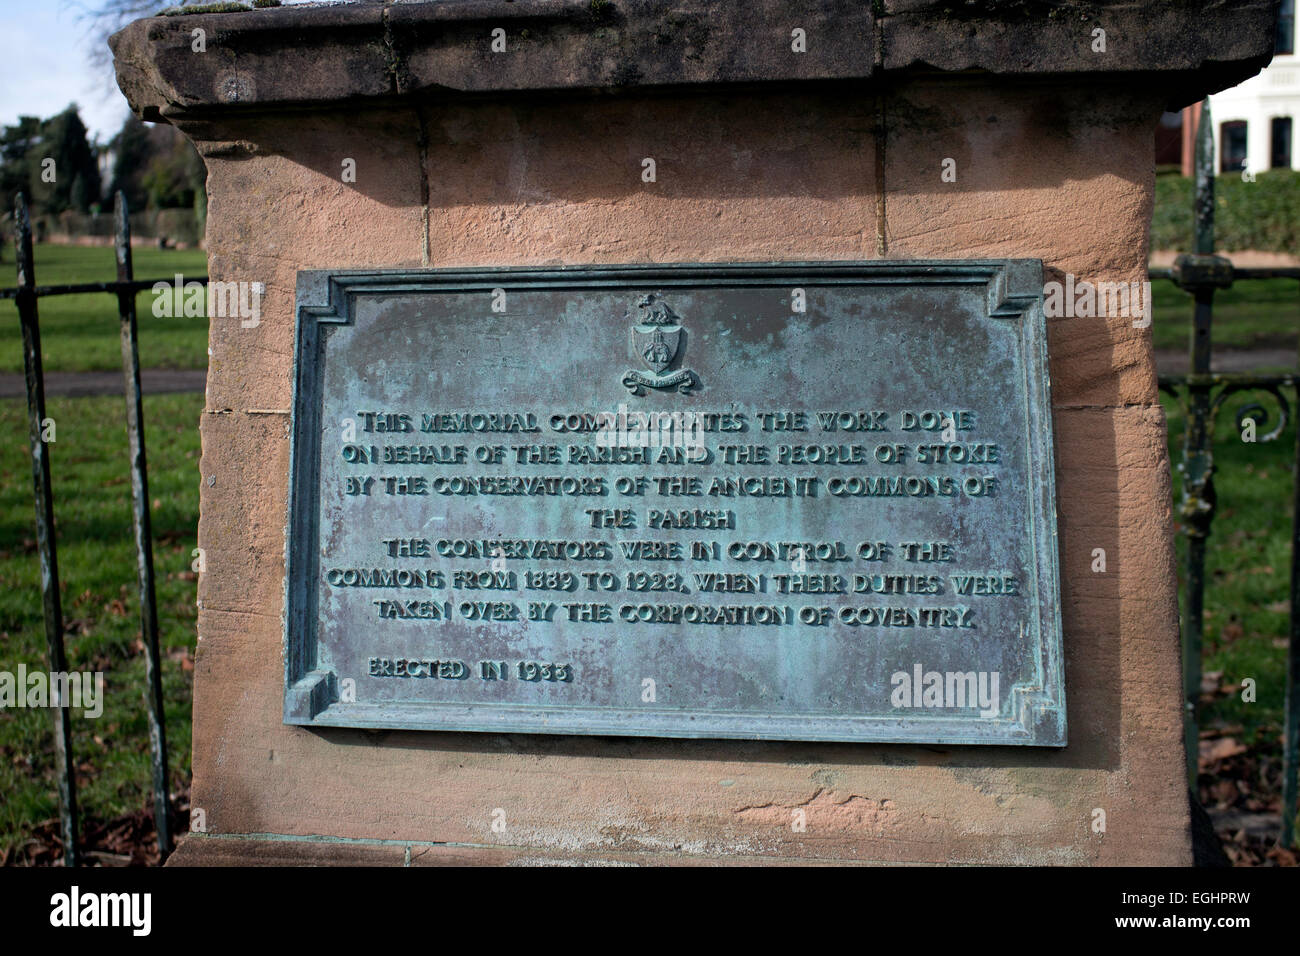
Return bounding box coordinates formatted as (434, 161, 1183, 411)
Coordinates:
(1156, 100, 1300, 849)
(2, 190, 207, 865)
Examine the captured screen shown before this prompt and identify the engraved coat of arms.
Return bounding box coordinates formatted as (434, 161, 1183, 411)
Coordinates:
(622, 294, 697, 395)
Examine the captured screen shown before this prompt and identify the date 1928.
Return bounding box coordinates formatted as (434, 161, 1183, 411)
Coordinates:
(367, 656, 574, 683)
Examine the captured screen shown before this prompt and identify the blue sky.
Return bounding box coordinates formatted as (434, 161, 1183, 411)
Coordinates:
(0, 1, 128, 143)
(0, 0, 328, 143)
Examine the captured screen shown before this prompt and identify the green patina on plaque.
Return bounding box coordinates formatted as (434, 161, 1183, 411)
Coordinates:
(285, 261, 1065, 745)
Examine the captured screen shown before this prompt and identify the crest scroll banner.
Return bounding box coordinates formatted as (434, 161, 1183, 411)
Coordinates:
(623, 293, 697, 394)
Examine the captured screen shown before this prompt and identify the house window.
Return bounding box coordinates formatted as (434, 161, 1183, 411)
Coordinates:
(1220, 121, 1248, 172)
(1273, 117, 1294, 169)
(1280, 0, 1295, 55)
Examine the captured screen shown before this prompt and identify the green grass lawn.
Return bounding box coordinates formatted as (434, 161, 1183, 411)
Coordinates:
(1151, 277, 1299, 355)
(0, 244, 209, 374)
(0, 393, 201, 855)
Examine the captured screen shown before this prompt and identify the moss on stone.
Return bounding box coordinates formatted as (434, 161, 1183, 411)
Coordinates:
(160, 0, 280, 16)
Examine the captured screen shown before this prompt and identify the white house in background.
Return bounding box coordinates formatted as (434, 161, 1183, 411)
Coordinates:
(1208, 1, 1297, 174)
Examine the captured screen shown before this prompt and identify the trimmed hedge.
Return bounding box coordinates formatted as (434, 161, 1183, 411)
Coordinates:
(1151, 170, 1300, 254)
(31, 208, 203, 247)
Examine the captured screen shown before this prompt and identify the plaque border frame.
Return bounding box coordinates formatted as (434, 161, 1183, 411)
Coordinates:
(285, 260, 1065, 746)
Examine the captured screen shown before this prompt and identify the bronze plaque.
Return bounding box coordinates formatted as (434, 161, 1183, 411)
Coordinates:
(285, 261, 1065, 744)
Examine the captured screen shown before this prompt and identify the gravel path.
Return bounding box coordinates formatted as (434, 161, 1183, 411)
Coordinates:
(1153, 348, 1295, 376)
(0, 369, 206, 400)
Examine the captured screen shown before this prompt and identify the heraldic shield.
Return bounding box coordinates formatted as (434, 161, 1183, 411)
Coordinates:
(623, 293, 697, 394)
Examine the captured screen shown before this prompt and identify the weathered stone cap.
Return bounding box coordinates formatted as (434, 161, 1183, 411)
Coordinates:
(111, 0, 1279, 122)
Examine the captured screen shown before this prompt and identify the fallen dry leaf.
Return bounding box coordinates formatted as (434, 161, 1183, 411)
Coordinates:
(1199, 737, 1248, 767)
(1268, 847, 1298, 866)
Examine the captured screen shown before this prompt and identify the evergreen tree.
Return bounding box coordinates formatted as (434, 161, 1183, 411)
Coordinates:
(109, 114, 152, 211)
(0, 116, 42, 217)
(28, 107, 101, 215)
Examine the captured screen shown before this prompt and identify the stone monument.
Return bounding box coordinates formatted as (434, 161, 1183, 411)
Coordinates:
(110, 0, 1278, 865)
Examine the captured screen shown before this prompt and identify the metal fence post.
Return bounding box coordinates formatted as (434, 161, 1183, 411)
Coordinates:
(13, 192, 78, 866)
(1179, 100, 1219, 787)
(1158, 100, 1300, 847)
(114, 192, 172, 861)
(1285, 346, 1300, 849)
